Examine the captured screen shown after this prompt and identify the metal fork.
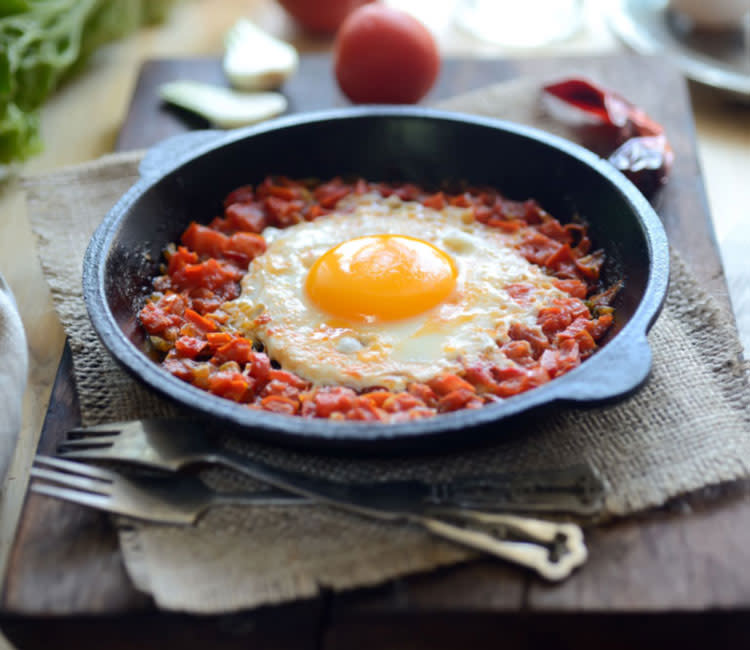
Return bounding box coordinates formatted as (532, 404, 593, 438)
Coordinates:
(58, 419, 605, 516)
(31, 456, 310, 523)
(50, 419, 589, 580)
(32, 453, 586, 581)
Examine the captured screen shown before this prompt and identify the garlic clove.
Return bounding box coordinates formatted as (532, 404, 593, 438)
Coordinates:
(223, 18, 299, 91)
(159, 80, 287, 129)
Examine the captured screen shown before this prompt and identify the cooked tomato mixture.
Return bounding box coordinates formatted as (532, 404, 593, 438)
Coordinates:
(139, 177, 618, 422)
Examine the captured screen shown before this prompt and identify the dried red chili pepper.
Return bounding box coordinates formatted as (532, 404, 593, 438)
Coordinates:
(609, 134, 674, 197)
(543, 78, 672, 195)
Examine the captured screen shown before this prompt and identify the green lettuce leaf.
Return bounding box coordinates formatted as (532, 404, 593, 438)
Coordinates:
(0, 0, 175, 165)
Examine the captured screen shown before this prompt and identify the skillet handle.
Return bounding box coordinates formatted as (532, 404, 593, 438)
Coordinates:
(139, 130, 225, 180)
(553, 332, 654, 404)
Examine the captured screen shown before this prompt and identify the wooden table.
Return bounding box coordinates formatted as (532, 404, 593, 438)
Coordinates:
(1, 2, 749, 648)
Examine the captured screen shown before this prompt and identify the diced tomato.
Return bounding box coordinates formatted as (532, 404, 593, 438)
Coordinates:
(554, 279, 588, 299)
(427, 373, 475, 397)
(537, 306, 572, 338)
(139, 301, 184, 335)
(473, 204, 492, 224)
(507, 322, 548, 358)
(264, 196, 304, 227)
(518, 231, 562, 266)
(224, 232, 267, 267)
(505, 283, 534, 305)
(501, 340, 535, 366)
(208, 371, 254, 402)
(556, 317, 597, 355)
(268, 369, 309, 390)
(437, 388, 483, 412)
(205, 332, 233, 349)
(463, 364, 499, 394)
(407, 382, 438, 406)
(381, 392, 424, 413)
(212, 337, 256, 366)
(540, 339, 581, 378)
(311, 386, 357, 418)
(247, 352, 272, 385)
(223, 184, 255, 208)
(490, 366, 530, 398)
(485, 217, 523, 232)
(345, 401, 387, 421)
(186, 287, 222, 314)
(314, 179, 353, 208)
(537, 218, 572, 244)
(391, 183, 421, 201)
(256, 178, 304, 201)
(175, 336, 208, 359)
(167, 246, 199, 276)
(573, 234, 592, 257)
(182, 222, 229, 259)
(162, 353, 199, 382)
(448, 193, 473, 208)
(360, 390, 392, 407)
(496, 198, 546, 224)
(575, 250, 606, 281)
(537, 298, 589, 338)
(305, 204, 330, 221)
(170, 258, 242, 298)
(260, 395, 299, 415)
(184, 307, 218, 333)
(353, 178, 369, 195)
(261, 379, 302, 401)
(588, 313, 614, 340)
(544, 244, 579, 279)
(224, 202, 268, 233)
(421, 192, 445, 210)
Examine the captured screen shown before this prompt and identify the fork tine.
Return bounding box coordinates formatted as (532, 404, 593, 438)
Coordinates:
(33, 455, 118, 480)
(66, 423, 124, 435)
(30, 467, 111, 495)
(58, 436, 118, 448)
(57, 448, 119, 461)
(31, 484, 113, 510)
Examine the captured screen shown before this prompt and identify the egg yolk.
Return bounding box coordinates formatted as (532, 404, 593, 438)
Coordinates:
(305, 234, 458, 322)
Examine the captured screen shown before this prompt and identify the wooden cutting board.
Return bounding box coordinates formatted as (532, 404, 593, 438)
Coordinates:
(3, 53, 749, 649)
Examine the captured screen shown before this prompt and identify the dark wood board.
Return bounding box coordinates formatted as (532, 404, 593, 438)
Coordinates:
(3, 54, 750, 647)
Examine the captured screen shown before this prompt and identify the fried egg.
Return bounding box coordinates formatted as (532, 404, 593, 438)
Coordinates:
(224, 192, 567, 392)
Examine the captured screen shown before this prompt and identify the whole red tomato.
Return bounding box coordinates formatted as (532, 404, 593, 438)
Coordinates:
(276, 0, 374, 34)
(333, 4, 440, 104)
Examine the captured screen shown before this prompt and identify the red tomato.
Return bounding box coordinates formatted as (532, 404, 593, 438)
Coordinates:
(277, 0, 374, 34)
(334, 5, 440, 104)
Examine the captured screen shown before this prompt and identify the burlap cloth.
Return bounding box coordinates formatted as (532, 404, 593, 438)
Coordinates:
(25, 80, 750, 613)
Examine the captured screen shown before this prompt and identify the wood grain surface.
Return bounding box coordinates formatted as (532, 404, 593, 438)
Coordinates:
(3, 53, 750, 648)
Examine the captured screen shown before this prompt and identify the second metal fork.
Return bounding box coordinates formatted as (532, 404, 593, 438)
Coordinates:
(58, 418, 604, 516)
(32, 455, 310, 524)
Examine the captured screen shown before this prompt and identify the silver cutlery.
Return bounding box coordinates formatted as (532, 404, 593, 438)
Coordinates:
(32, 455, 311, 521)
(32, 453, 587, 581)
(47, 417, 599, 580)
(57, 418, 605, 517)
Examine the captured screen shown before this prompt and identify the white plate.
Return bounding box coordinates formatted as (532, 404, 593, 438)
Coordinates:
(606, 0, 750, 99)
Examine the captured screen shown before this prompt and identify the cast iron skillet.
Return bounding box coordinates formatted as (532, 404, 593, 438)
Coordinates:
(83, 107, 669, 450)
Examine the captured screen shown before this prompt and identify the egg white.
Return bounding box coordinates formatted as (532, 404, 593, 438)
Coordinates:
(223, 192, 568, 392)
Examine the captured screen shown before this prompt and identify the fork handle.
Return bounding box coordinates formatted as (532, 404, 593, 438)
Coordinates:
(419, 517, 586, 581)
(209, 490, 311, 506)
(206, 448, 360, 502)
(426, 509, 584, 548)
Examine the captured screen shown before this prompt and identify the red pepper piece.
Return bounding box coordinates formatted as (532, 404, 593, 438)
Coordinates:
(543, 78, 672, 195)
